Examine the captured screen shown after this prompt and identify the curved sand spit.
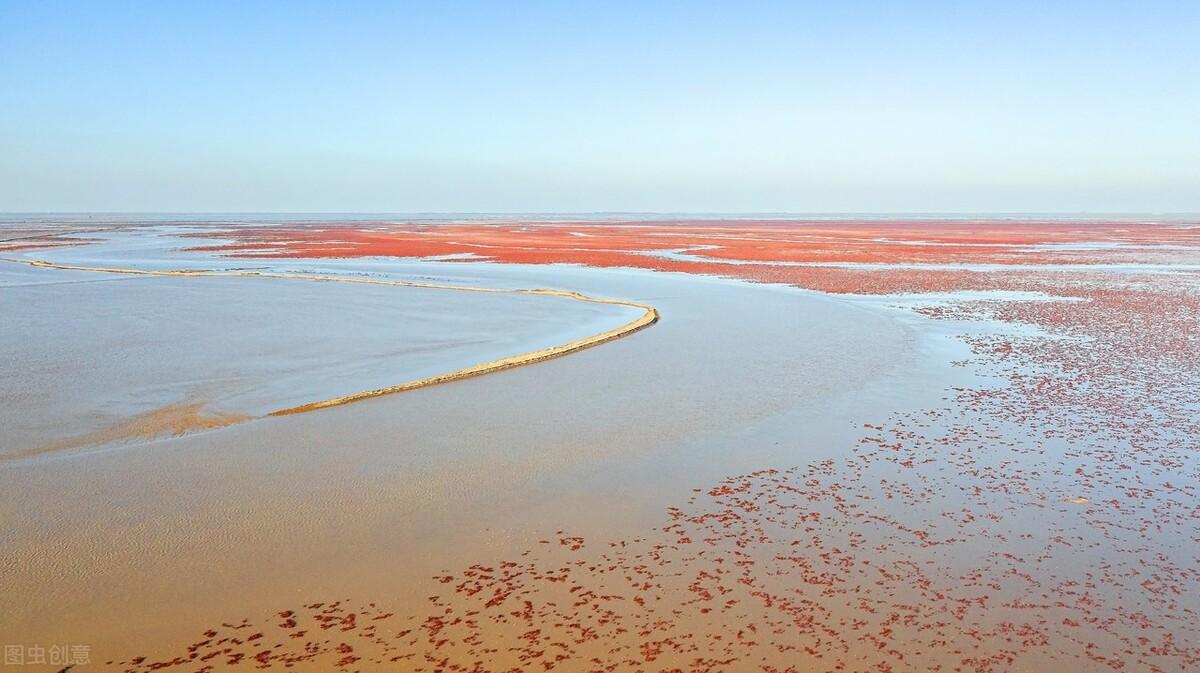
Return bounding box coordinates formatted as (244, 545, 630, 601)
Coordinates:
(4, 256, 659, 420)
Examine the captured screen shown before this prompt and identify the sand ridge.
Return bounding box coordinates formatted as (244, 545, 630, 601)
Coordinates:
(2, 255, 658, 439)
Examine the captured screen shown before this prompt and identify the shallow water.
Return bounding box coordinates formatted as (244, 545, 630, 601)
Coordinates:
(1, 225, 924, 664)
(6, 221, 1195, 672)
(0, 259, 642, 459)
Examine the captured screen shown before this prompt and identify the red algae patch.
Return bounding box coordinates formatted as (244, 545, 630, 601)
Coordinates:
(184, 219, 1200, 266)
(87, 221, 1200, 672)
(112, 257, 1200, 671)
(183, 219, 1200, 295)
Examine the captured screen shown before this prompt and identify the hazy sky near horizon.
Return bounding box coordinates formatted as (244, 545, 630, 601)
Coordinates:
(2, 1, 1198, 213)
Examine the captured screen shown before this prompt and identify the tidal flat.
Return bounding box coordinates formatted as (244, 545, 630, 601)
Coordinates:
(2, 218, 1198, 672)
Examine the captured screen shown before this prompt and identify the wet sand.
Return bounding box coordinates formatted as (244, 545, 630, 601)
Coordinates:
(2, 225, 915, 667)
(3, 219, 1198, 672)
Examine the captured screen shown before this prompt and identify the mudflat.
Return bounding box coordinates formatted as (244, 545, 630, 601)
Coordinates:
(2, 218, 1198, 672)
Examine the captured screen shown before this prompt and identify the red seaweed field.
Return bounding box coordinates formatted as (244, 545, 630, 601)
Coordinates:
(97, 219, 1200, 672)
(187, 219, 1200, 295)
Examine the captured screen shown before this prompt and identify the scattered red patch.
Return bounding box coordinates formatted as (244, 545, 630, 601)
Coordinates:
(115, 220, 1200, 672)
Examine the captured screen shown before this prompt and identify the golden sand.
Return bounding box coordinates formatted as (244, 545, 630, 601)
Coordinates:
(11, 402, 251, 462)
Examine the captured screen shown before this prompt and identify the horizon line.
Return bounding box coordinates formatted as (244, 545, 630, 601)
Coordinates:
(3, 211, 1199, 217)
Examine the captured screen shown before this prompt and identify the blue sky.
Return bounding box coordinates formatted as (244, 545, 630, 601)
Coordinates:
(1, 1, 1197, 212)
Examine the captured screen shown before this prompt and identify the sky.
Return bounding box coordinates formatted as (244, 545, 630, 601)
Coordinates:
(1, 1, 1198, 213)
